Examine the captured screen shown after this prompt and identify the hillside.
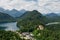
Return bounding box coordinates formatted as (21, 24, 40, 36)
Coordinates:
(0, 30, 22, 40)
(17, 10, 60, 40)
(19, 10, 47, 22)
(17, 10, 47, 32)
(0, 12, 15, 23)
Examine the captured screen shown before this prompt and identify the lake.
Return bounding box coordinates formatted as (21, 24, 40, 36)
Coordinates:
(0, 22, 19, 31)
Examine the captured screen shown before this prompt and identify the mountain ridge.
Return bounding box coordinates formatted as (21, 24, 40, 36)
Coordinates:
(0, 7, 26, 17)
(0, 12, 15, 23)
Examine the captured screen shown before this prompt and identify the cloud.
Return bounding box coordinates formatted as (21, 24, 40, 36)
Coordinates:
(0, 0, 36, 10)
(24, 0, 37, 2)
(0, 0, 60, 14)
(37, 0, 60, 13)
(43, 0, 60, 13)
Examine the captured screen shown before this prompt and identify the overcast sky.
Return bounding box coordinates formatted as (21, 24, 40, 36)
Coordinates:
(0, 0, 60, 14)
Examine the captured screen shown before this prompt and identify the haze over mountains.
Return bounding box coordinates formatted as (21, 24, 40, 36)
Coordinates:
(45, 13, 60, 22)
(0, 7, 26, 17)
(0, 7, 60, 17)
(0, 7, 60, 23)
(47, 13, 59, 17)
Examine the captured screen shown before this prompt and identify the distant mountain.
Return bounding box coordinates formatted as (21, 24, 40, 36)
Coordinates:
(46, 13, 59, 18)
(55, 13, 60, 16)
(45, 13, 60, 22)
(0, 12, 15, 23)
(0, 7, 26, 17)
(0, 7, 5, 12)
(4, 9, 26, 17)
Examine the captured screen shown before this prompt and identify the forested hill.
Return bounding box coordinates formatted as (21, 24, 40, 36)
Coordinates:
(18, 10, 47, 23)
(17, 10, 47, 32)
(0, 12, 15, 23)
(19, 10, 42, 19)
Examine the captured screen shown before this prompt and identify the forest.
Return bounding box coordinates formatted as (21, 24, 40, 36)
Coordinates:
(0, 10, 60, 40)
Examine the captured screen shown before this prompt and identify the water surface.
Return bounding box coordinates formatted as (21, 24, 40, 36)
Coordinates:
(0, 22, 19, 31)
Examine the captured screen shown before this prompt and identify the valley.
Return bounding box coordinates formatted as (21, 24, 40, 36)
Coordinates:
(0, 10, 60, 40)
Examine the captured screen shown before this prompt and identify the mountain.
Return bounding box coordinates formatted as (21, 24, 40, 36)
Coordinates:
(0, 7, 26, 17)
(0, 12, 15, 23)
(4, 9, 26, 17)
(46, 13, 59, 18)
(18, 10, 47, 23)
(19, 10, 44, 19)
(17, 10, 47, 32)
(45, 13, 60, 22)
(55, 13, 60, 16)
(0, 7, 5, 12)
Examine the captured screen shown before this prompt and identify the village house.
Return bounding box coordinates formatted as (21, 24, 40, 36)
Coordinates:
(37, 25, 44, 30)
(20, 32, 34, 40)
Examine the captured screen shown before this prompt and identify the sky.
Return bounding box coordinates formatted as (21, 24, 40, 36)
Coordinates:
(0, 0, 60, 14)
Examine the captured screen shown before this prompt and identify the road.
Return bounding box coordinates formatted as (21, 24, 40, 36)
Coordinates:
(46, 22, 60, 26)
